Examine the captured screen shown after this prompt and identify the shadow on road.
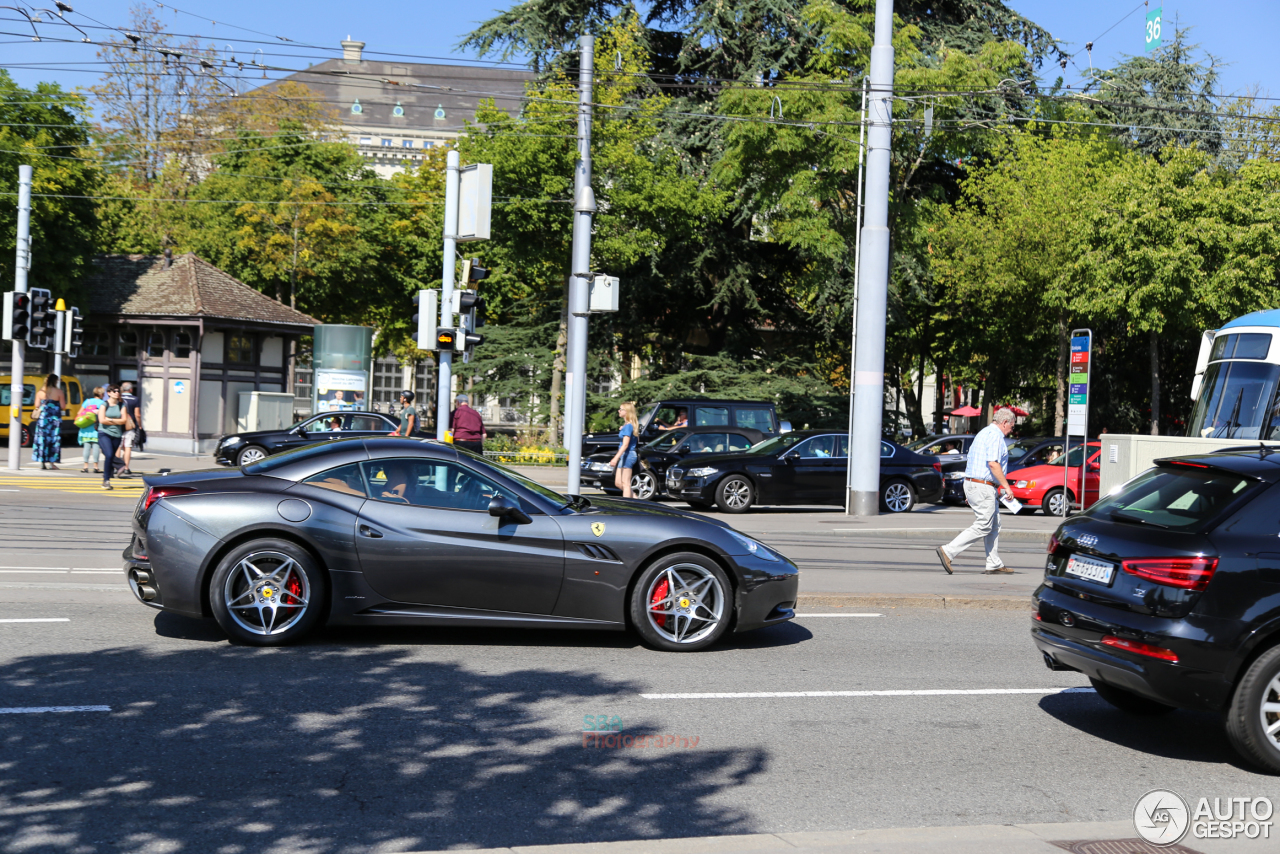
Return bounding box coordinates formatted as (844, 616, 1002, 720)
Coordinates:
(1, 643, 773, 852)
(1037, 690, 1255, 770)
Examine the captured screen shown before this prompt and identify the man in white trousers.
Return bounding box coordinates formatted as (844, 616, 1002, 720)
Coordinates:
(936, 408, 1017, 574)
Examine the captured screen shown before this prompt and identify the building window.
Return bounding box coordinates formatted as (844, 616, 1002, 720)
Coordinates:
(423, 141, 434, 149)
(117, 329, 138, 358)
(434, 105, 445, 119)
(401, 139, 413, 148)
(380, 139, 392, 147)
(84, 328, 110, 357)
(351, 99, 362, 114)
(392, 102, 404, 117)
(359, 137, 372, 145)
(146, 328, 166, 358)
(173, 329, 193, 359)
(227, 332, 254, 364)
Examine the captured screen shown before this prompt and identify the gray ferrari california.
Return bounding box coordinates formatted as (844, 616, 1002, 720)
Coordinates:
(124, 437, 799, 651)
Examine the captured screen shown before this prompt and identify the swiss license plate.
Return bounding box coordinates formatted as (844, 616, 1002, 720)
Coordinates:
(1064, 553, 1115, 586)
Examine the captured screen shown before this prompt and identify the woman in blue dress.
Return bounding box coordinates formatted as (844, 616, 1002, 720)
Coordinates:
(31, 373, 64, 470)
(609, 401, 641, 498)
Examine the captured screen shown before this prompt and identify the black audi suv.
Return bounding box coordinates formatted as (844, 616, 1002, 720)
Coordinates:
(1032, 448, 1280, 772)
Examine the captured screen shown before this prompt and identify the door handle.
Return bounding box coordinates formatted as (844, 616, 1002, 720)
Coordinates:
(359, 525, 383, 539)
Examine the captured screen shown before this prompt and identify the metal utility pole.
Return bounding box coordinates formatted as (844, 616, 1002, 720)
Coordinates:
(53, 300, 65, 379)
(436, 149, 460, 440)
(846, 0, 896, 516)
(564, 34, 596, 495)
(8, 165, 31, 471)
(844, 79, 870, 514)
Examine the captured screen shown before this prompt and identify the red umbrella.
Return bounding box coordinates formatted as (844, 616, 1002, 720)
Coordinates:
(997, 404, 1029, 417)
(949, 405, 981, 417)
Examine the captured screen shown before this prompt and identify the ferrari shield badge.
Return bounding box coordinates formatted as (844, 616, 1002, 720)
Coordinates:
(591, 522, 606, 538)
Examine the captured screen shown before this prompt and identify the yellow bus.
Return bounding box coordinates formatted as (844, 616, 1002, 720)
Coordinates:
(0, 374, 86, 446)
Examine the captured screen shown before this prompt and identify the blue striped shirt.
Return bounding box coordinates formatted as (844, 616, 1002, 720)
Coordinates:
(964, 424, 1008, 481)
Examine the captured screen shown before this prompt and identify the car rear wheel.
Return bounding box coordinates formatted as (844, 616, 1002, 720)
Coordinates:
(1089, 678, 1176, 716)
(631, 470, 657, 501)
(1225, 645, 1280, 773)
(880, 479, 916, 513)
(715, 475, 754, 513)
(236, 444, 268, 466)
(210, 539, 325, 646)
(629, 553, 732, 652)
(1042, 488, 1070, 516)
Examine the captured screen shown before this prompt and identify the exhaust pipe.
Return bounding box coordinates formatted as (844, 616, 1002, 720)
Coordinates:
(129, 569, 151, 585)
(136, 584, 157, 602)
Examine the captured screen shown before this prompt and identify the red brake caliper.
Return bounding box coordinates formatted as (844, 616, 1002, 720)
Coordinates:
(650, 578, 669, 628)
(286, 573, 303, 607)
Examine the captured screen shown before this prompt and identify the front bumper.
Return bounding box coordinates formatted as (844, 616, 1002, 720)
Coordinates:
(730, 551, 800, 633)
(213, 443, 239, 466)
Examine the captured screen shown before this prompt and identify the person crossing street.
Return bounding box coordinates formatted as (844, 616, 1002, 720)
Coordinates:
(936, 408, 1017, 575)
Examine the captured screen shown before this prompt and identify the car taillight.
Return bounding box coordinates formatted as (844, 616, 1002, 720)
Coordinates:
(1101, 635, 1179, 663)
(1047, 534, 1060, 554)
(1121, 556, 1218, 592)
(932, 462, 942, 475)
(142, 486, 196, 512)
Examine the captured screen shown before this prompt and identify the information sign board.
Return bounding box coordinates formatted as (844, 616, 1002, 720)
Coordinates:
(1145, 6, 1163, 53)
(1067, 332, 1091, 436)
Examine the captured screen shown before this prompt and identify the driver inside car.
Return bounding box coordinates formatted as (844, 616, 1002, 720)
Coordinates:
(378, 460, 412, 503)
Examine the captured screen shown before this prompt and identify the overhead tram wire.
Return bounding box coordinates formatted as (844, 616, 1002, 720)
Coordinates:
(0, 190, 574, 207)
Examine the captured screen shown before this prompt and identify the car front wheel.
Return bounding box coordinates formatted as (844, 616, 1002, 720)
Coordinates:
(881, 479, 916, 513)
(209, 539, 325, 646)
(1042, 488, 1070, 516)
(631, 470, 657, 501)
(715, 475, 755, 513)
(1226, 645, 1280, 773)
(629, 553, 732, 652)
(237, 445, 268, 466)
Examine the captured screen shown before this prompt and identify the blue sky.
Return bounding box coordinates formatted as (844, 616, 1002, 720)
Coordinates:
(1, 1, 1273, 102)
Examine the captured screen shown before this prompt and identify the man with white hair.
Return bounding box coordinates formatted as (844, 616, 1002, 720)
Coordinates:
(936, 408, 1017, 575)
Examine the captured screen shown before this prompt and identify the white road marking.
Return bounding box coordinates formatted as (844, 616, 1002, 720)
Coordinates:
(796, 613, 883, 618)
(0, 706, 110, 714)
(71, 569, 122, 574)
(0, 568, 120, 574)
(0, 618, 70, 623)
(642, 687, 1095, 699)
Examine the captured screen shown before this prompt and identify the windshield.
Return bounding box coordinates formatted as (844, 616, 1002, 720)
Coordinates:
(1187, 360, 1280, 440)
(1085, 464, 1261, 531)
(637, 403, 660, 431)
(643, 430, 689, 452)
(746, 434, 807, 455)
(459, 449, 571, 506)
(905, 435, 938, 451)
(1007, 439, 1042, 461)
(1046, 444, 1099, 468)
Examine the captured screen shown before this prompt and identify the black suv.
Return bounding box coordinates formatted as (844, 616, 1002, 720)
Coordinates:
(1032, 449, 1280, 772)
(580, 424, 767, 499)
(581, 399, 788, 457)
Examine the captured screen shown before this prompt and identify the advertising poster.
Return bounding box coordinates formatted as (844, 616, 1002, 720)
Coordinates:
(315, 369, 368, 413)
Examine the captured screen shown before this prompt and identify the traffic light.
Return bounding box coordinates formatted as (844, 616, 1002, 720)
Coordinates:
(461, 257, 488, 285)
(435, 327, 458, 350)
(65, 306, 83, 357)
(412, 289, 438, 350)
(455, 289, 484, 358)
(2, 291, 31, 342)
(28, 288, 53, 349)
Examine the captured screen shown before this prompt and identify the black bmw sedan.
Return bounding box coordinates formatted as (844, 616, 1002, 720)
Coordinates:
(580, 425, 767, 499)
(215, 411, 400, 467)
(1032, 449, 1280, 772)
(664, 431, 943, 514)
(125, 438, 798, 652)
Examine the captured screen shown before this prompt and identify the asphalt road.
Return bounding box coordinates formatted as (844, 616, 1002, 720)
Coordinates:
(2, 487, 1278, 853)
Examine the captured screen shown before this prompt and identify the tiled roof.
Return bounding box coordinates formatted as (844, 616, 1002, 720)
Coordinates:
(84, 254, 319, 329)
(258, 59, 535, 132)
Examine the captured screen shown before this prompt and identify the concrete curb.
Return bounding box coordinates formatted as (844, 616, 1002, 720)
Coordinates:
(797, 592, 1030, 611)
(823, 527, 1052, 542)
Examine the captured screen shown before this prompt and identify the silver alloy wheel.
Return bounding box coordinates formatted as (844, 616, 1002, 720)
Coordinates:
(1259, 672, 1280, 751)
(883, 481, 913, 512)
(645, 563, 726, 645)
(222, 551, 311, 636)
(722, 478, 752, 510)
(1045, 490, 1067, 516)
(631, 471, 656, 500)
(238, 446, 266, 466)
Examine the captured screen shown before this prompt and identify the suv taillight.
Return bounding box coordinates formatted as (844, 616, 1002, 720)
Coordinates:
(1047, 534, 1060, 554)
(932, 462, 942, 476)
(1121, 556, 1218, 592)
(142, 486, 196, 512)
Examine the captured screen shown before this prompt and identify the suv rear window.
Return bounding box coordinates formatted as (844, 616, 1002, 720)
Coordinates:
(734, 408, 774, 432)
(1085, 465, 1263, 531)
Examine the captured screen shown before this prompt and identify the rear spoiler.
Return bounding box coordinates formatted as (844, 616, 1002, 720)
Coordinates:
(1153, 455, 1266, 481)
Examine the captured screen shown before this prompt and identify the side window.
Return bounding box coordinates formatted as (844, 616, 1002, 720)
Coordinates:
(2, 386, 35, 406)
(726, 433, 754, 451)
(694, 406, 729, 426)
(649, 430, 687, 452)
(361, 459, 520, 511)
(734, 408, 774, 432)
(836, 435, 849, 457)
(303, 416, 339, 433)
(649, 407, 681, 431)
(797, 436, 838, 458)
(348, 415, 387, 431)
(303, 463, 368, 497)
(686, 433, 726, 454)
(68, 382, 82, 405)
(881, 442, 895, 458)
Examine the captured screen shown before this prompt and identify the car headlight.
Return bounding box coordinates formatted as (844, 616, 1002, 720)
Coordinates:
(221, 435, 241, 447)
(687, 466, 718, 477)
(1014, 480, 1036, 489)
(1015, 480, 1027, 488)
(590, 462, 614, 472)
(946, 471, 964, 480)
(726, 530, 778, 562)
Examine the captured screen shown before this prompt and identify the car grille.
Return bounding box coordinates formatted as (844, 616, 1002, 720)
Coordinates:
(667, 467, 684, 485)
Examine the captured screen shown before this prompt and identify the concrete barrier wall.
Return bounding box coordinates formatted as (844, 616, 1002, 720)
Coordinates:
(1097, 434, 1264, 497)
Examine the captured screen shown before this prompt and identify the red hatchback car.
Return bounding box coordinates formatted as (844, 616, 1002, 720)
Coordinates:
(1010, 442, 1101, 516)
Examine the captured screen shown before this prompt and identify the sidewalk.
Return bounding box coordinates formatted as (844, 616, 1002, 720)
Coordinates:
(406, 820, 1261, 854)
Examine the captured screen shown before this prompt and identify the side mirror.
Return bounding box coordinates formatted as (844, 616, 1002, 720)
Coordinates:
(779, 420, 793, 434)
(783, 453, 798, 464)
(488, 495, 532, 525)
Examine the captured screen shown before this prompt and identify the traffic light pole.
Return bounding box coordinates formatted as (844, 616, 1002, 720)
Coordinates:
(8, 165, 31, 471)
(847, 0, 895, 516)
(564, 34, 596, 496)
(436, 149, 460, 440)
(53, 307, 64, 380)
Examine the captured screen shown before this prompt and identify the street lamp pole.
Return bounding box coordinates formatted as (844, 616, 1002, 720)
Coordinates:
(8, 164, 31, 471)
(564, 34, 596, 495)
(846, 0, 896, 516)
